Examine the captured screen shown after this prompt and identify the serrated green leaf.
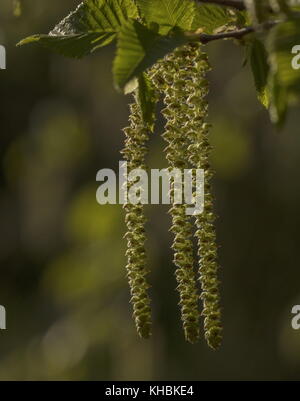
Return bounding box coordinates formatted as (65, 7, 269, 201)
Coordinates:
(51, 0, 138, 34)
(113, 20, 186, 92)
(135, 0, 196, 34)
(18, 32, 116, 58)
(18, 0, 138, 58)
(249, 38, 270, 108)
(191, 3, 235, 34)
(135, 0, 235, 35)
(136, 73, 157, 131)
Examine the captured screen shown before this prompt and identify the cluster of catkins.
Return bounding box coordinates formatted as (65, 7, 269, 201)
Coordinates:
(122, 42, 222, 349)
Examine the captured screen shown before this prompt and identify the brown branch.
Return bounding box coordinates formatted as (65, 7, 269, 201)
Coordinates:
(198, 26, 254, 43)
(196, 0, 246, 10)
(188, 21, 278, 44)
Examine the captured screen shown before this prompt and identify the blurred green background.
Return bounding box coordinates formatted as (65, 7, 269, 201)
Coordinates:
(1, 0, 300, 381)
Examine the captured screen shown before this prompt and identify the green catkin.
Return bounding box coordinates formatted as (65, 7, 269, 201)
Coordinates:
(150, 52, 201, 344)
(121, 96, 152, 339)
(150, 42, 222, 348)
(122, 42, 222, 346)
(184, 43, 223, 350)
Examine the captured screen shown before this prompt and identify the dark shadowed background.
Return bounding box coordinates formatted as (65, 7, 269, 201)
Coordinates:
(1, 0, 300, 381)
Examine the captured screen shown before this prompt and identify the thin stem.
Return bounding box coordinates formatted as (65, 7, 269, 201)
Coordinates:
(188, 21, 278, 44)
(198, 26, 254, 43)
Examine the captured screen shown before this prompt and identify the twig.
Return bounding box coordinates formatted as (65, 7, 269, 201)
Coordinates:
(198, 27, 254, 43)
(188, 21, 278, 44)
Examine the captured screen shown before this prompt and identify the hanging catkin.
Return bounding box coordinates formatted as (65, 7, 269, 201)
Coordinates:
(184, 43, 223, 350)
(121, 96, 152, 339)
(150, 42, 222, 348)
(150, 51, 201, 344)
(122, 42, 222, 346)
